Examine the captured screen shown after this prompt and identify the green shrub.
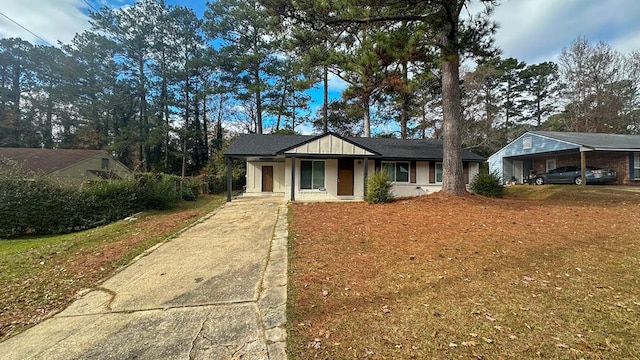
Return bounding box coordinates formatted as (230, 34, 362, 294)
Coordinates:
(0, 161, 201, 237)
(181, 188, 196, 201)
(0, 162, 99, 236)
(470, 171, 505, 198)
(365, 171, 394, 204)
(84, 178, 140, 224)
(135, 173, 181, 209)
(181, 177, 201, 201)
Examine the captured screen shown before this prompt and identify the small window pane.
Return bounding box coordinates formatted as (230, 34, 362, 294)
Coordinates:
(635, 153, 640, 180)
(312, 161, 325, 189)
(382, 163, 395, 180)
(546, 159, 556, 172)
(396, 162, 409, 182)
(300, 161, 312, 189)
(436, 163, 443, 183)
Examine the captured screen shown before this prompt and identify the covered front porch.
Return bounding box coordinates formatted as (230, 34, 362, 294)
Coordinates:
(226, 155, 373, 202)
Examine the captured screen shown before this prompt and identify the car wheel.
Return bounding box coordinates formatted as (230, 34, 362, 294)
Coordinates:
(574, 177, 582, 185)
(534, 177, 544, 185)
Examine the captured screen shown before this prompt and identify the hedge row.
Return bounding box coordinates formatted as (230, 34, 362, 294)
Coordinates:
(0, 163, 202, 237)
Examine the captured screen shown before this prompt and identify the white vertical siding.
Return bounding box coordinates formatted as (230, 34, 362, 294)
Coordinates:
(245, 161, 286, 195)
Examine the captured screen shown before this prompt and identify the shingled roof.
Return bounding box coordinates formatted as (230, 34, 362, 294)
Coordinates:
(0, 147, 110, 174)
(532, 131, 640, 151)
(225, 133, 485, 161)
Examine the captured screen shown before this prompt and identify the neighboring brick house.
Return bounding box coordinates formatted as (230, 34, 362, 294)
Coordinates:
(0, 147, 133, 183)
(488, 131, 640, 185)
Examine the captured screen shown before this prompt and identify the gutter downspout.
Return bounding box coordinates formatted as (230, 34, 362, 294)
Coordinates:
(290, 155, 296, 202)
(363, 157, 369, 198)
(226, 156, 232, 202)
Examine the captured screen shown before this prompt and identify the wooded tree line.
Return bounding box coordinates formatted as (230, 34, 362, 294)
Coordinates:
(1, 0, 639, 178)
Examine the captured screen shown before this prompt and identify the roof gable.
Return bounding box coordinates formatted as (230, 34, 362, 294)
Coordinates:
(225, 134, 314, 156)
(489, 132, 579, 161)
(0, 148, 110, 174)
(283, 133, 377, 156)
(533, 131, 640, 150)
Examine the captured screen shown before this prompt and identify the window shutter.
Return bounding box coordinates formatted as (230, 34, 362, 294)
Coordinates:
(410, 161, 416, 183)
(463, 163, 469, 184)
(630, 152, 635, 181)
(429, 162, 436, 184)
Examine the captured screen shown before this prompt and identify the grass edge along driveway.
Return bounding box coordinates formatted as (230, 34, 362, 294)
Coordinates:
(0, 194, 226, 341)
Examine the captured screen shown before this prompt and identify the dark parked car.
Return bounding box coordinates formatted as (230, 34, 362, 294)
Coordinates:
(534, 166, 617, 185)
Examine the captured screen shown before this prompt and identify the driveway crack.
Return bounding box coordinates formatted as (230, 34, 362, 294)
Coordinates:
(188, 317, 208, 360)
(94, 286, 117, 311)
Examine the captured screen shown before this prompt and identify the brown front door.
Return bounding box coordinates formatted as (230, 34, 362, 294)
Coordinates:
(262, 166, 273, 192)
(337, 159, 354, 196)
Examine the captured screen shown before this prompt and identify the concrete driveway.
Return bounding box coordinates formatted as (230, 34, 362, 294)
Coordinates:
(0, 197, 288, 360)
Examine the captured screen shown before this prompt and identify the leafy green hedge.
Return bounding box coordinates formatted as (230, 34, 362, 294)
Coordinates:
(365, 171, 394, 204)
(0, 161, 199, 237)
(470, 171, 505, 198)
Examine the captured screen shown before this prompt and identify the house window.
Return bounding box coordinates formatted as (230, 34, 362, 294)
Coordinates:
(382, 161, 410, 182)
(546, 159, 556, 172)
(435, 162, 443, 183)
(101, 158, 109, 169)
(635, 153, 640, 180)
(523, 136, 532, 149)
(300, 160, 325, 189)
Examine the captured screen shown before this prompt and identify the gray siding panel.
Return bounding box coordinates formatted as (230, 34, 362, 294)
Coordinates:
(502, 133, 579, 157)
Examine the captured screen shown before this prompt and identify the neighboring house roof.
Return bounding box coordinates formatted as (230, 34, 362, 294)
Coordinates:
(226, 133, 486, 161)
(0, 147, 113, 174)
(532, 131, 640, 151)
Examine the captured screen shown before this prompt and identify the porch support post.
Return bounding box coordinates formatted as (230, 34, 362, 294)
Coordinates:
(580, 150, 586, 186)
(290, 155, 296, 201)
(226, 156, 233, 202)
(363, 157, 369, 197)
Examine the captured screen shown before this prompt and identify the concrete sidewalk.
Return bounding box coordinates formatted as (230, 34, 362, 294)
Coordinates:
(0, 197, 288, 360)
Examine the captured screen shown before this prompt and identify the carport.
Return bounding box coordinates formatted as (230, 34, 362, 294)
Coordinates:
(488, 131, 640, 185)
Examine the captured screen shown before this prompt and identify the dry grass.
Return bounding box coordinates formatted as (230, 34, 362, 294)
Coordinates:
(287, 186, 640, 359)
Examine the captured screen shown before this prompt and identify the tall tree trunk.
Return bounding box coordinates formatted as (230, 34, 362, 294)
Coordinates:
(215, 95, 224, 152)
(138, 57, 148, 171)
(194, 97, 202, 170)
(161, 48, 169, 169)
(182, 60, 190, 179)
(11, 63, 20, 117)
(202, 91, 209, 162)
(44, 88, 53, 148)
(323, 64, 328, 133)
(275, 74, 288, 131)
(253, 29, 263, 134)
(400, 60, 409, 139)
(441, 57, 466, 195)
(363, 96, 371, 137)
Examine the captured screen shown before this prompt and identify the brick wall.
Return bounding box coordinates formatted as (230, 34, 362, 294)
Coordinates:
(532, 151, 640, 185)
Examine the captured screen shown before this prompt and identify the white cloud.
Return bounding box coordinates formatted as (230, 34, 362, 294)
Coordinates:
(327, 72, 348, 92)
(491, 0, 640, 64)
(0, 0, 91, 45)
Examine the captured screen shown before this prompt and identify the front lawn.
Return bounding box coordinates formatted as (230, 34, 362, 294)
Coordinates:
(288, 186, 640, 359)
(0, 194, 226, 341)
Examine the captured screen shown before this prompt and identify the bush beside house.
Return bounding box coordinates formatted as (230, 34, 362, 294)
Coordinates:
(0, 160, 202, 237)
(365, 171, 394, 203)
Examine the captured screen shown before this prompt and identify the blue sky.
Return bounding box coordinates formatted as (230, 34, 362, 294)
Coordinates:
(1, 0, 639, 132)
(2, 0, 638, 63)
